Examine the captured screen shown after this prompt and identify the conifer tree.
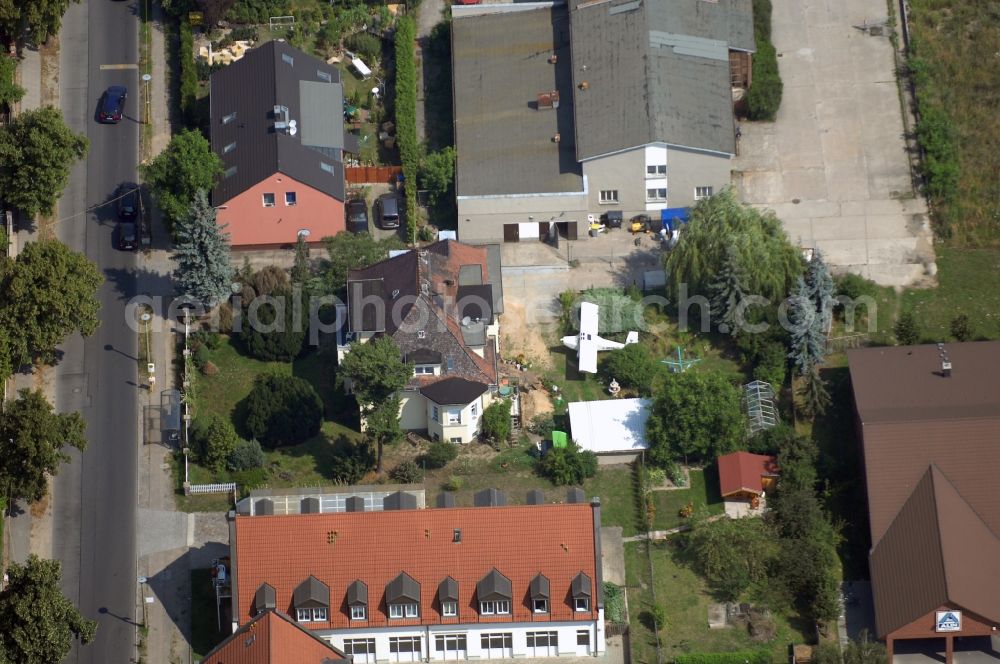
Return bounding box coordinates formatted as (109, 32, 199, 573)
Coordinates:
(709, 245, 747, 335)
(171, 190, 234, 307)
(788, 276, 826, 374)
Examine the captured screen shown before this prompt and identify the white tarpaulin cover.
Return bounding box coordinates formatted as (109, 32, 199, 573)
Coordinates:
(568, 398, 651, 454)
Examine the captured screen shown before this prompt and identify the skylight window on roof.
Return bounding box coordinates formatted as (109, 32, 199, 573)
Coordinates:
(223, 141, 236, 154)
(282, 53, 294, 66)
(224, 166, 237, 178)
(317, 70, 332, 82)
(320, 162, 335, 174)
(222, 112, 236, 124)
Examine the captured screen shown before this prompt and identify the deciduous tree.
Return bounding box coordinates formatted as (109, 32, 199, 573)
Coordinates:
(142, 129, 222, 228)
(603, 343, 664, 396)
(0, 555, 96, 664)
(0, 389, 87, 505)
(171, 190, 234, 307)
(481, 399, 512, 446)
(191, 414, 241, 472)
(364, 396, 403, 472)
(0, 107, 87, 217)
(339, 336, 412, 406)
(322, 231, 403, 296)
(0, 55, 25, 106)
(666, 189, 802, 304)
(645, 370, 745, 465)
(0, 239, 102, 370)
(0, 0, 80, 46)
(538, 443, 598, 486)
(686, 513, 777, 601)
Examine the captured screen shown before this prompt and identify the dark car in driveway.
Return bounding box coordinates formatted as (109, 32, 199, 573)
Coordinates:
(99, 86, 127, 123)
(346, 198, 369, 233)
(118, 221, 138, 251)
(117, 183, 140, 219)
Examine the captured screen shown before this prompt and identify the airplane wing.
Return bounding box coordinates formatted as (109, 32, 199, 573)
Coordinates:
(593, 336, 625, 352)
(579, 301, 600, 336)
(578, 336, 598, 374)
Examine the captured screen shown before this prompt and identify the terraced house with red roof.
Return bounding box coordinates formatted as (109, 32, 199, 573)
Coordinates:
(227, 494, 606, 662)
(339, 239, 505, 444)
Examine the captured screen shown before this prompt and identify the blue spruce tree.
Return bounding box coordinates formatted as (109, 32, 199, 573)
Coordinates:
(171, 190, 234, 307)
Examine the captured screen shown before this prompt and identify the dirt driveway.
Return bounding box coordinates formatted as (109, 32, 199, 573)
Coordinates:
(733, 0, 936, 288)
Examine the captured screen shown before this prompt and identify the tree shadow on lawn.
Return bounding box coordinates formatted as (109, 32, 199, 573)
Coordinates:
(268, 434, 359, 483)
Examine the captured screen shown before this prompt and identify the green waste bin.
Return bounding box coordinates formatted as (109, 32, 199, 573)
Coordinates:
(552, 431, 568, 448)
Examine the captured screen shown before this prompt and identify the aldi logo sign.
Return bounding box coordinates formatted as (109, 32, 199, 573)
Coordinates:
(936, 611, 962, 632)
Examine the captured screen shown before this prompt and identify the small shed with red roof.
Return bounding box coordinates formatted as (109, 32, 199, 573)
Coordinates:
(717, 452, 779, 514)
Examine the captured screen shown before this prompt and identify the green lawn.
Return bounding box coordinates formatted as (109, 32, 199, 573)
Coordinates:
(190, 569, 228, 658)
(626, 540, 810, 664)
(651, 468, 725, 531)
(193, 337, 291, 425)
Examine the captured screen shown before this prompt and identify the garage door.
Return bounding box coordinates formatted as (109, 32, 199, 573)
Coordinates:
(390, 636, 422, 662)
(434, 634, 467, 661)
(503, 224, 519, 242)
(481, 633, 513, 659)
(344, 638, 376, 664)
(526, 631, 558, 657)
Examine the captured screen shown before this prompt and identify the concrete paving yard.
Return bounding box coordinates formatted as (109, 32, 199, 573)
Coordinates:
(734, 0, 937, 288)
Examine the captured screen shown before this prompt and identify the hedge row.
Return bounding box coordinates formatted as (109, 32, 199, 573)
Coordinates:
(674, 650, 772, 664)
(746, 0, 782, 121)
(393, 16, 419, 241)
(603, 582, 626, 623)
(179, 21, 198, 126)
(909, 53, 960, 216)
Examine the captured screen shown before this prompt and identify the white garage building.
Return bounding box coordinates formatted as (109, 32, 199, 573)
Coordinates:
(568, 398, 651, 464)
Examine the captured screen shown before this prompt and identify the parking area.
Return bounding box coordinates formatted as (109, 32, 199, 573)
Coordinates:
(733, 0, 936, 287)
(893, 637, 1000, 664)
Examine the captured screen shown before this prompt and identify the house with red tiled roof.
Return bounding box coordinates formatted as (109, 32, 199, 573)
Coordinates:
(340, 240, 505, 444)
(228, 496, 606, 661)
(200, 609, 346, 664)
(717, 451, 779, 518)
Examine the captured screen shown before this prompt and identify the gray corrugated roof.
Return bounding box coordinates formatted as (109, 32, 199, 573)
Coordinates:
(256, 498, 274, 515)
(529, 573, 550, 599)
(254, 583, 277, 612)
(300, 497, 320, 514)
(383, 491, 418, 511)
(210, 40, 346, 205)
(452, 6, 584, 196)
(347, 579, 368, 606)
(293, 576, 330, 608)
(569, 0, 749, 158)
(477, 568, 512, 601)
(474, 488, 508, 507)
(438, 577, 459, 602)
(571, 571, 592, 598)
(421, 378, 489, 406)
(386, 572, 421, 604)
(346, 495, 366, 512)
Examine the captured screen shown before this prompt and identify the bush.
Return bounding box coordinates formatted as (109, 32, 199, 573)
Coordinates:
(674, 651, 772, 664)
(538, 443, 598, 486)
(893, 310, 920, 346)
(250, 265, 290, 298)
(191, 415, 241, 472)
(747, 41, 782, 121)
(226, 0, 291, 24)
(579, 288, 645, 334)
(603, 343, 663, 395)
(243, 374, 323, 447)
(329, 437, 375, 484)
(192, 343, 211, 370)
(751, 340, 787, 388)
(178, 22, 199, 126)
(752, 0, 772, 43)
(393, 17, 419, 240)
(835, 273, 878, 302)
(640, 604, 666, 632)
(228, 439, 265, 471)
(604, 583, 626, 623)
(345, 33, 381, 63)
(443, 475, 463, 491)
(389, 459, 423, 484)
(240, 288, 306, 361)
(420, 442, 458, 469)
(950, 313, 973, 341)
(191, 328, 222, 350)
(528, 413, 556, 439)
(481, 400, 511, 446)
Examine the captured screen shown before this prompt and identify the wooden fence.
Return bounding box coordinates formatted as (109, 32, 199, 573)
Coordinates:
(346, 165, 402, 185)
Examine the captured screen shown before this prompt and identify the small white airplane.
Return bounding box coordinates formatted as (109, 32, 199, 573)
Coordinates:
(561, 301, 639, 374)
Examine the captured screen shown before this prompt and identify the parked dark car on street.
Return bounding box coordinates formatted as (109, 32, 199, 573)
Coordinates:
(117, 183, 140, 219)
(118, 221, 137, 251)
(99, 85, 127, 123)
(346, 198, 369, 233)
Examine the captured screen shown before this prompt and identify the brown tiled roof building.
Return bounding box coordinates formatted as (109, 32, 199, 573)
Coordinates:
(200, 609, 346, 664)
(228, 501, 606, 661)
(848, 342, 1000, 663)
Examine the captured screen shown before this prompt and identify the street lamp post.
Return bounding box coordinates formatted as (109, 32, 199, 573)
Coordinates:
(142, 74, 152, 125)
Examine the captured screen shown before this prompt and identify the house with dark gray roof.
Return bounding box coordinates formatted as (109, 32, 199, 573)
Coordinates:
(339, 240, 505, 444)
(210, 40, 354, 248)
(848, 342, 1000, 664)
(451, 0, 753, 243)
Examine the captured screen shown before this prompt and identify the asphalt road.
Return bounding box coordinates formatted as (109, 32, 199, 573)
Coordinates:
(50, 0, 141, 661)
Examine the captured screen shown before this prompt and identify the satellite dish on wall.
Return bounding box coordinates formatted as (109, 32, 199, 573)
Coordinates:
(297, 229, 311, 238)
(288, 119, 298, 136)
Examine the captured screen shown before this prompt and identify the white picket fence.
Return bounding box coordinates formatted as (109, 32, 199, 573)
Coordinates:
(187, 482, 236, 495)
